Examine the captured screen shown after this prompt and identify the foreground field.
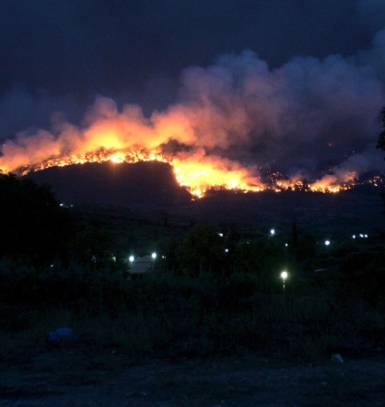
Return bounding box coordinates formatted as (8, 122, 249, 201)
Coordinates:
(1, 349, 385, 407)
(2, 171, 385, 406)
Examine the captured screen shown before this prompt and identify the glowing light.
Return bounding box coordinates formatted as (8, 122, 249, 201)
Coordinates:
(1, 145, 382, 199)
(325, 240, 330, 246)
(129, 255, 134, 262)
(171, 156, 264, 198)
(12, 147, 267, 199)
(270, 229, 275, 235)
(280, 271, 288, 292)
(110, 152, 127, 163)
(151, 252, 157, 260)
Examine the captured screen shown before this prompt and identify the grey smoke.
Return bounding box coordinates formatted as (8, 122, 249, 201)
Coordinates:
(1, 1, 385, 184)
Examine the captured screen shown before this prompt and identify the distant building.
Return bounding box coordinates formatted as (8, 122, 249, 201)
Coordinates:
(129, 255, 156, 274)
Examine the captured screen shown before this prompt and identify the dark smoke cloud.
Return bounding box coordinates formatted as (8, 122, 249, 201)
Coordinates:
(0, 0, 385, 183)
(177, 49, 384, 174)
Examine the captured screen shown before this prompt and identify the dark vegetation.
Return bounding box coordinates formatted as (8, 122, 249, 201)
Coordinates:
(1, 171, 385, 365)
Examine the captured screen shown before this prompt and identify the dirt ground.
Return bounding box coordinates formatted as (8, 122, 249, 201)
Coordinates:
(1, 348, 385, 407)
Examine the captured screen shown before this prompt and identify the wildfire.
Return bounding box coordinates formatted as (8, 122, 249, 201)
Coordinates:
(0, 93, 381, 199)
(18, 148, 168, 175)
(6, 147, 372, 198)
(15, 147, 265, 198)
(264, 171, 356, 194)
(172, 157, 264, 198)
(367, 175, 385, 187)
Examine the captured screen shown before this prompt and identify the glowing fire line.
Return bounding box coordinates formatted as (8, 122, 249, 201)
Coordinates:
(14, 148, 265, 198)
(5, 147, 371, 198)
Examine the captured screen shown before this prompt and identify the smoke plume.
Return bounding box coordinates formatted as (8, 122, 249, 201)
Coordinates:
(1, 28, 385, 191)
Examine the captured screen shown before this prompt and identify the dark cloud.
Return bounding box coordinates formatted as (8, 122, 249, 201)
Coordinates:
(0, 87, 85, 139)
(358, 0, 385, 32)
(0, 0, 372, 98)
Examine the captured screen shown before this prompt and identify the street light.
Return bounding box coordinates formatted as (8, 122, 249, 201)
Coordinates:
(280, 271, 288, 292)
(129, 255, 134, 262)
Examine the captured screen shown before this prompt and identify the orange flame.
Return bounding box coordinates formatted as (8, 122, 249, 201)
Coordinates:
(13, 147, 265, 198)
(6, 146, 365, 198)
(0, 97, 378, 198)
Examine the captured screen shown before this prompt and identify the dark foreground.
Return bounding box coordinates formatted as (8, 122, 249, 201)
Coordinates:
(1, 349, 385, 407)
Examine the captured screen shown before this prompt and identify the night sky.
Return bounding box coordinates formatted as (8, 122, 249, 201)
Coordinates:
(1, 0, 385, 180)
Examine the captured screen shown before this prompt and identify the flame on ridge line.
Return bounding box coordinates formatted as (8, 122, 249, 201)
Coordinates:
(9, 148, 367, 198)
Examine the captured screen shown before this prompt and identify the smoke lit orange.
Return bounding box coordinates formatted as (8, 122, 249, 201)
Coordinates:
(12, 147, 264, 198)
(2, 146, 365, 198)
(0, 96, 381, 199)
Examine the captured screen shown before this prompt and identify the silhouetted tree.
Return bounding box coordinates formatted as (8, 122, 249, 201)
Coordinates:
(161, 237, 180, 273)
(70, 225, 115, 269)
(0, 173, 75, 270)
(179, 223, 223, 276)
(376, 107, 385, 210)
(292, 222, 298, 245)
(294, 234, 316, 261)
(233, 239, 286, 289)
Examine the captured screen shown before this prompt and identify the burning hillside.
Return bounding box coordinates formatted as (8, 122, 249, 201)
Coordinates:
(1, 51, 385, 197)
(16, 147, 264, 198)
(12, 146, 384, 199)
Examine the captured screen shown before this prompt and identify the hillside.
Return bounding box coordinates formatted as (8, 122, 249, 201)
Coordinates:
(27, 161, 385, 238)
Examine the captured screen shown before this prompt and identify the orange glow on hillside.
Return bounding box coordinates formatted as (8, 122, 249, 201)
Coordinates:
(0, 97, 380, 199)
(4, 146, 365, 198)
(14, 147, 265, 198)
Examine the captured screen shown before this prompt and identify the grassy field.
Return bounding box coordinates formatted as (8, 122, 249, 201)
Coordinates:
(1, 183, 385, 368)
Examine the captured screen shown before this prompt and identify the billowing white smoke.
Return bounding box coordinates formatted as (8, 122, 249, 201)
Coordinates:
(1, 23, 385, 185)
(177, 49, 384, 176)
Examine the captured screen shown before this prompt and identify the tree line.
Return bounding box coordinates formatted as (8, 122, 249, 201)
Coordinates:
(0, 172, 115, 272)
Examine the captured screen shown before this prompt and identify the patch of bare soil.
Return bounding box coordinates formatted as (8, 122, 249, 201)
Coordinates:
(1, 349, 385, 407)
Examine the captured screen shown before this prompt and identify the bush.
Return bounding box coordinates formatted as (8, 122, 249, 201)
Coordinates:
(1, 256, 385, 361)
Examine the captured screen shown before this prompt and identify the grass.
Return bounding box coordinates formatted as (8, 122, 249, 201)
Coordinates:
(1, 266, 384, 367)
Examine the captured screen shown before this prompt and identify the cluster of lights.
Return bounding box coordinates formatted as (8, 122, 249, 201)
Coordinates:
(268, 226, 371, 249)
(352, 234, 368, 239)
(129, 252, 157, 263)
(124, 227, 372, 284)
